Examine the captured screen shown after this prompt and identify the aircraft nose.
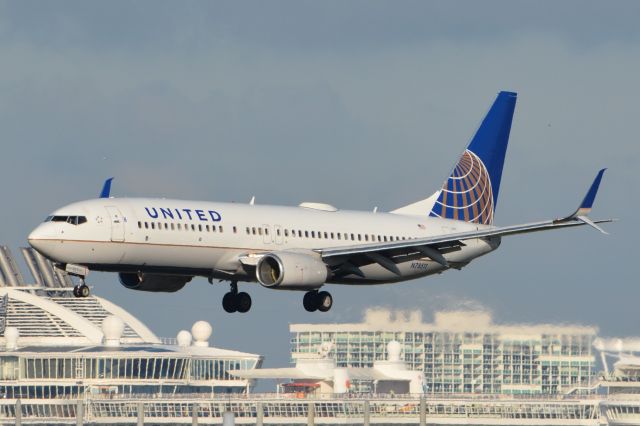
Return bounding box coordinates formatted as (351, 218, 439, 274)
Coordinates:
(28, 226, 46, 251)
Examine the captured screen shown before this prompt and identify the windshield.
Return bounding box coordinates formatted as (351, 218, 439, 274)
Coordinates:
(44, 215, 87, 225)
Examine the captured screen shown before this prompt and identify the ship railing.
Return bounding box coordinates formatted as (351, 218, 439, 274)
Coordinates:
(159, 337, 178, 345)
(90, 392, 603, 402)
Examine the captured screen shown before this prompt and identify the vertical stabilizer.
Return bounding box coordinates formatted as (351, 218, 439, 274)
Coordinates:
(393, 91, 516, 224)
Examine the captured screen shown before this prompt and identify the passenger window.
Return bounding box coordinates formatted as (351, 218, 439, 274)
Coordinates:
(219, 226, 223, 233)
(198, 224, 202, 232)
(298, 230, 302, 237)
(365, 235, 369, 241)
(377, 235, 381, 242)
(252, 227, 256, 235)
(246, 227, 250, 235)
(324, 232, 328, 239)
(212, 225, 217, 232)
(233, 226, 237, 234)
(284, 229, 289, 237)
(337, 233, 341, 240)
(383, 236, 388, 242)
(277, 229, 281, 236)
(191, 224, 195, 231)
(311, 231, 315, 238)
(350, 233, 355, 240)
(357, 234, 362, 241)
(206, 225, 210, 232)
(264, 228, 268, 235)
(317, 231, 321, 239)
(151, 223, 155, 229)
(305, 231, 309, 238)
(330, 232, 334, 239)
(258, 228, 263, 236)
(138, 221, 142, 229)
(177, 223, 182, 230)
(171, 223, 175, 230)
(144, 222, 149, 229)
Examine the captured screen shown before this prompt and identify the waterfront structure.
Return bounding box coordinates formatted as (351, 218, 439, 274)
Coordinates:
(291, 309, 597, 395)
(0, 244, 636, 425)
(231, 340, 425, 395)
(0, 246, 262, 401)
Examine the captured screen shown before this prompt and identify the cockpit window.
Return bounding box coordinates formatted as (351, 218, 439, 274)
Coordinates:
(45, 215, 87, 225)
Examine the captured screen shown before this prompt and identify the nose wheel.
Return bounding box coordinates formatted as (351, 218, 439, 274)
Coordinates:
(303, 290, 332, 312)
(73, 282, 90, 298)
(222, 281, 252, 313)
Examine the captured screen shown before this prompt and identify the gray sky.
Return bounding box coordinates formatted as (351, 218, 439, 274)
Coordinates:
(0, 1, 638, 373)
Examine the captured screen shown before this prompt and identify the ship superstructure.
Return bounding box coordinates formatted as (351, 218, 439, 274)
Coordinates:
(0, 246, 262, 403)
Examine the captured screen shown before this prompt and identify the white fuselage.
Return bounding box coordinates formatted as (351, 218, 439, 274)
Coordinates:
(28, 198, 500, 287)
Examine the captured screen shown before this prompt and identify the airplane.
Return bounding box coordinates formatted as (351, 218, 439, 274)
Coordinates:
(28, 91, 611, 313)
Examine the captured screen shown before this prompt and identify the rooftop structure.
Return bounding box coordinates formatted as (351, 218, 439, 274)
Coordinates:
(291, 309, 597, 395)
(231, 340, 425, 396)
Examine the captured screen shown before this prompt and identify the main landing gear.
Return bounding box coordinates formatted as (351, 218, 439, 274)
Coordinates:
(303, 290, 333, 312)
(222, 281, 252, 313)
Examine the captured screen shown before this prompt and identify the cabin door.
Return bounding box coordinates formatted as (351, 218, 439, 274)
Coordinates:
(106, 206, 125, 242)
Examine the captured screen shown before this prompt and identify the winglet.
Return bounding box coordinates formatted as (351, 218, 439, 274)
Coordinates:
(573, 168, 606, 217)
(556, 169, 608, 233)
(99, 177, 114, 198)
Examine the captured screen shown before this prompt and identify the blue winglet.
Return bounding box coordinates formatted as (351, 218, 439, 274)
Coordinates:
(99, 177, 114, 198)
(579, 168, 606, 210)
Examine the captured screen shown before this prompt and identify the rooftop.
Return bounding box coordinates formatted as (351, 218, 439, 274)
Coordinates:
(291, 308, 598, 336)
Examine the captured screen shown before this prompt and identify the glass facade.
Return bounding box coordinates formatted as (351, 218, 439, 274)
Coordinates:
(291, 311, 596, 395)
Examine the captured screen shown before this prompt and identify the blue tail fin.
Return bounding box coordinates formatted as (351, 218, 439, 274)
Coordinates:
(429, 91, 517, 225)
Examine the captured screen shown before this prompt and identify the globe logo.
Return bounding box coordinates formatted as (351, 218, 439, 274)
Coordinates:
(430, 150, 494, 225)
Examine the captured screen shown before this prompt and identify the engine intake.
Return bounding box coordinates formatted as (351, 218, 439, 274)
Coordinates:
(118, 273, 192, 293)
(256, 252, 328, 290)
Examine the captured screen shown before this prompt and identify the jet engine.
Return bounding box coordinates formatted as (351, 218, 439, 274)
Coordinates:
(256, 251, 329, 290)
(118, 273, 192, 292)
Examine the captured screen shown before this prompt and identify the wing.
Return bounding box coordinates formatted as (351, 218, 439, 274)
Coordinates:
(317, 169, 612, 276)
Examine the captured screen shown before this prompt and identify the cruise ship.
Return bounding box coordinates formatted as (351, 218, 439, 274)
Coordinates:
(0, 244, 638, 425)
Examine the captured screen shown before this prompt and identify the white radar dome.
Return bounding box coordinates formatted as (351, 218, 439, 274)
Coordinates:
(387, 340, 402, 362)
(191, 321, 212, 347)
(4, 327, 19, 351)
(102, 316, 125, 347)
(176, 330, 193, 347)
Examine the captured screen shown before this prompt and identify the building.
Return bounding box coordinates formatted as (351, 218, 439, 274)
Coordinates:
(291, 309, 597, 395)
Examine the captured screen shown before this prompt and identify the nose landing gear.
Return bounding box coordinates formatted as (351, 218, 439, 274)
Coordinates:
(72, 281, 90, 298)
(222, 281, 252, 313)
(303, 290, 333, 312)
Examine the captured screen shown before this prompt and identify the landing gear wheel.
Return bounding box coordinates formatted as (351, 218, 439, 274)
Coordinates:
(303, 291, 319, 312)
(72, 285, 80, 298)
(79, 284, 90, 298)
(236, 292, 252, 313)
(317, 291, 332, 312)
(222, 292, 237, 313)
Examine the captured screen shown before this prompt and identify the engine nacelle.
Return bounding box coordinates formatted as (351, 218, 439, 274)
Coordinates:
(256, 252, 328, 290)
(118, 273, 192, 293)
